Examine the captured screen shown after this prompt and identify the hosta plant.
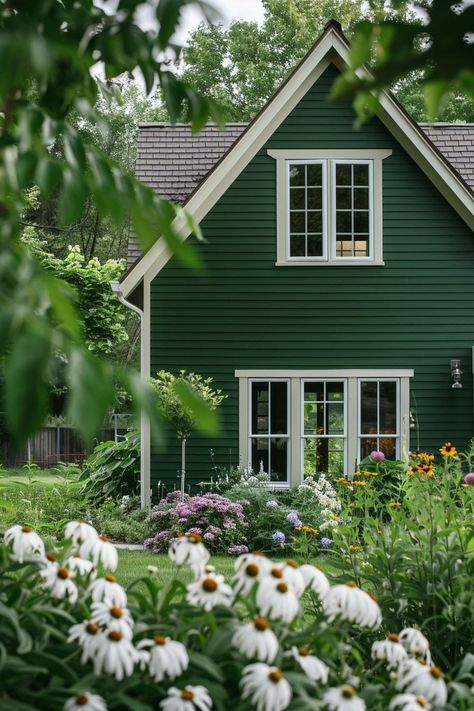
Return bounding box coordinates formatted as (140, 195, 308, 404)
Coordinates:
(1, 521, 473, 710)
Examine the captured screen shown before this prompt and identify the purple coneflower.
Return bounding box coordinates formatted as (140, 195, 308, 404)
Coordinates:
(370, 450, 385, 462)
(464, 473, 474, 485)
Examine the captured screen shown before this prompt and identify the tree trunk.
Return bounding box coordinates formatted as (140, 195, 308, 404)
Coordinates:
(180, 437, 186, 500)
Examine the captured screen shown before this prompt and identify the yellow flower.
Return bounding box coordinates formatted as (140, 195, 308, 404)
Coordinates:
(334, 477, 349, 485)
(348, 545, 361, 552)
(352, 480, 367, 486)
(388, 501, 401, 508)
(440, 442, 458, 457)
(410, 451, 434, 463)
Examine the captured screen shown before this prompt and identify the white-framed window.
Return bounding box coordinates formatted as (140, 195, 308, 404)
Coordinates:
(237, 369, 412, 486)
(268, 149, 392, 266)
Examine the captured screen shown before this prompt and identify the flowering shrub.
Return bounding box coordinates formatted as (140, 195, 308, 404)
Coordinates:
(145, 492, 248, 555)
(1, 521, 472, 710)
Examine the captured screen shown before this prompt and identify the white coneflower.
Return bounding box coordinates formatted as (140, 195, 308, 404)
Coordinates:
(64, 520, 98, 546)
(323, 685, 366, 710)
(398, 628, 431, 663)
(64, 691, 107, 711)
(395, 660, 447, 707)
(40, 563, 78, 603)
(92, 629, 138, 681)
(256, 568, 299, 623)
(136, 635, 189, 681)
(232, 618, 279, 663)
(80, 535, 118, 572)
(389, 694, 431, 710)
(241, 663, 292, 711)
(168, 533, 210, 578)
(87, 574, 127, 607)
(4, 524, 45, 563)
(290, 646, 329, 682)
(186, 573, 233, 611)
(65, 555, 96, 578)
(275, 560, 305, 597)
(233, 560, 264, 596)
(159, 685, 212, 711)
(67, 620, 101, 663)
(234, 551, 271, 575)
(323, 582, 382, 629)
(90, 601, 134, 639)
(372, 634, 408, 669)
(299, 564, 330, 599)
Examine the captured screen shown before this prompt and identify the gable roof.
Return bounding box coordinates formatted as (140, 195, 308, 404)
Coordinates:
(121, 21, 474, 297)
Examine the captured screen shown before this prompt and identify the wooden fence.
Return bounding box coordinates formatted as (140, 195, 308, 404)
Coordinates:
(0, 414, 134, 469)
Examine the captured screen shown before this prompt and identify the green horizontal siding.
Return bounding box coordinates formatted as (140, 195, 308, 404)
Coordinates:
(150, 63, 474, 492)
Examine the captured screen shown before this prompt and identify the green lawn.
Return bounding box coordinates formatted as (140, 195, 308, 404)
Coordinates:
(116, 550, 236, 587)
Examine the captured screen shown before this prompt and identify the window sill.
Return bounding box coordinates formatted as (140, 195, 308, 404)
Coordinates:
(275, 260, 385, 267)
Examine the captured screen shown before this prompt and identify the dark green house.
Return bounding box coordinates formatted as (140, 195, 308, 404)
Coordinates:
(118, 22, 474, 506)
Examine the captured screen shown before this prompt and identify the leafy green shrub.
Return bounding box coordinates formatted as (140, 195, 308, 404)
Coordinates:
(80, 431, 140, 502)
(92, 499, 148, 543)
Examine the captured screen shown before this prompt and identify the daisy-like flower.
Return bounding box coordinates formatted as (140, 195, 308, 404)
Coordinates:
(65, 555, 96, 578)
(68, 620, 101, 663)
(159, 685, 212, 711)
(396, 660, 447, 707)
(88, 574, 127, 607)
(256, 568, 299, 623)
(186, 573, 233, 611)
(4, 524, 45, 563)
(80, 535, 118, 572)
(372, 634, 408, 669)
(233, 560, 265, 596)
(398, 628, 431, 662)
(389, 694, 431, 710)
(232, 618, 279, 663)
(40, 563, 78, 603)
(274, 560, 305, 597)
(169, 533, 210, 578)
(90, 601, 134, 639)
(323, 582, 382, 629)
(291, 646, 329, 682)
(64, 520, 98, 546)
(323, 686, 366, 710)
(92, 629, 138, 681)
(137, 635, 189, 681)
(439, 442, 458, 457)
(234, 551, 271, 575)
(64, 692, 107, 711)
(241, 663, 292, 711)
(299, 564, 330, 599)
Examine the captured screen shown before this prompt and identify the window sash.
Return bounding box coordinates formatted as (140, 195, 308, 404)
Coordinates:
(248, 379, 290, 484)
(286, 160, 328, 261)
(331, 160, 374, 261)
(358, 378, 400, 459)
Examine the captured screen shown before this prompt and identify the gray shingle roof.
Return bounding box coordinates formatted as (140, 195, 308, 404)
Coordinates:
(128, 121, 474, 267)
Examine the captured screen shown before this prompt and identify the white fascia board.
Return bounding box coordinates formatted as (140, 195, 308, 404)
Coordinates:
(235, 369, 415, 378)
(120, 27, 473, 298)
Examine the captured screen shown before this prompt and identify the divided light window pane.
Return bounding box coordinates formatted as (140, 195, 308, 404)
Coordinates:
(334, 162, 370, 259)
(359, 380, 398, 460)
(250, 381, 289, 482)
(303, 381, 345, 475)
(288, 163, 324, 258)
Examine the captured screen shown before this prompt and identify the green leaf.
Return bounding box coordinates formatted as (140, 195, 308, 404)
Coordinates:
(58, 170, 89, 225)
(423, 80, 450, 121)
(67, 348, 115, 444)
(35, 156, 63, 195)
(173, 379, 220, 435)
(5, 329, 51, 441)
(43, 273, 82, 342)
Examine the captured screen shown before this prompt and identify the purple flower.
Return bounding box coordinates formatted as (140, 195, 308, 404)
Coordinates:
(228, 544, 249, 555)
(203, 532, 215, 541)
(370, 450, 385, 462)
(464, 473, 474, 485)
(272, 531, 286, 545)
(286, 511, 302, 527)
(186, 527, 202, 535)
(319, 537, 333, 549)
(266, 500, 279, 509)
(143, 537, 154, 548)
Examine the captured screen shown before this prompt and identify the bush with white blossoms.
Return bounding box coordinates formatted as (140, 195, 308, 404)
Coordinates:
(1, 521, 473, 710)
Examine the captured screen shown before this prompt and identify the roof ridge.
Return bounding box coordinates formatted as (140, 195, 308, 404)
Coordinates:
(138, 122, 249, 128)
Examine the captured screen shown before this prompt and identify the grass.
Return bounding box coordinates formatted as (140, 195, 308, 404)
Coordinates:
(116, 550, 236, 587)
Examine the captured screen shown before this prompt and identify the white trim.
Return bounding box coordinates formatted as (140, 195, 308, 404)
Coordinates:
(235, 369, 414, 378)
(119, 25, 473, 297)
(142, 273, 151, 508)
(268, 149, 392, 160)
(236, 368, 413, 482)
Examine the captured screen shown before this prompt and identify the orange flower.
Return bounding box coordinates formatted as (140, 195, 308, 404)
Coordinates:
(352, 480, 367, 486)
(410, 451, 434, 463)
(440, 442, 458, 458)
(388, 501, 401, 508)
(348, 545, 361, 552)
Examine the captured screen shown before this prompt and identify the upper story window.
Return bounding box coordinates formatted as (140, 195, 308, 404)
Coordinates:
(269, 149, 392, 266)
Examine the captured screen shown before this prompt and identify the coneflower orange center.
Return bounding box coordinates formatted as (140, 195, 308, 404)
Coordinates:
(110, 606, 123, 618)
(341, 686, 356, 698)
(270, 567, 283, 579)
(57, 567, 69, 579)
(108, 629, 123, 642)
(298, 647, 310, 656)
(202, 578, 218, 592)
(99, 534, 108, 542)
(430, 666, 443, 679)
(181, 690, 194, 701)
(276, 582, 288, 593)
(416, 698, 429, 708)
(75, 694, 89, 706)
(186, 533, 202, 544)
(268, 670, 283, 683)
(245, 563, 259, 577)
(154, 635, 167, 645)
(46, 552, 57, 562)
(346, 581, 357, 588)
(388, 633, 399, 642)
(286, 559, 298, 569)
(253, 617, 268, 631)
(21, 526, 32, 533)
(86, 623, 99, 635)
(105, 573, 116, 582)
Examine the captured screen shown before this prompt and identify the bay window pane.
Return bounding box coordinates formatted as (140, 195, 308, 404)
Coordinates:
(270, 382, 287, 434)
(303, 438, 343, 475)
(360, 381, 377, 434)
(270, 437, 288, 481)
(379, 381, 397, 434)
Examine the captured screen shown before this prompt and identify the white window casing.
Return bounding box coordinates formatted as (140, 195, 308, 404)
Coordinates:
(268, 149, 392, 266)
(236, 368, 413, 485)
